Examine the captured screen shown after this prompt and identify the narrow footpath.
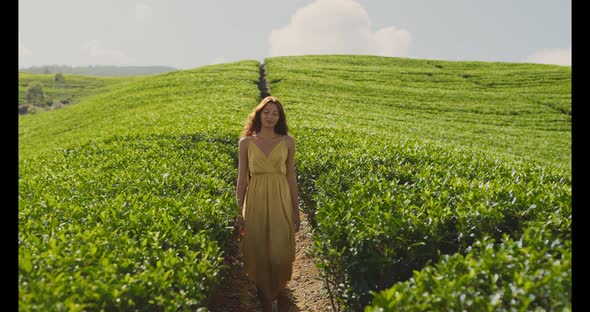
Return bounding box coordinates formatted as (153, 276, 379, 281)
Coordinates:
(206, 210, 334, 311)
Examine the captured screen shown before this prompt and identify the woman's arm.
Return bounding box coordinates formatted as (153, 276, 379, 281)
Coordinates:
(286, 135, 300, 231)
(236, 137, 249, 212)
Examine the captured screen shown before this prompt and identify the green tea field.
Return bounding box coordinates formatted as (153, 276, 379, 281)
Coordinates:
(19, 55, 571, 311)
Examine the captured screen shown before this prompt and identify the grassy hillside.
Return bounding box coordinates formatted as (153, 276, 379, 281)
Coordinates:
(18, 72, 144, 108)
(18, 55, 571, 311)
(18, 62, 258, 160)
(264, 55, 571, 310)
(265, 55, 570, 170)
(19, 60, 262, 310)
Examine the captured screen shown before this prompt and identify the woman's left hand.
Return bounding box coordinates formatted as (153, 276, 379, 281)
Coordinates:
(235, 216, 245, 239)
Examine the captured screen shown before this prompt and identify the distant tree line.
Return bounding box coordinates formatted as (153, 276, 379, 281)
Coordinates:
(19, 73, 71, 115)
(19, 65, 177, 77)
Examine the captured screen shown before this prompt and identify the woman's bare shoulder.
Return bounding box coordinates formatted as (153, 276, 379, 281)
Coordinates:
(284, 134, 295, 147)
(239, 136, 251, 147)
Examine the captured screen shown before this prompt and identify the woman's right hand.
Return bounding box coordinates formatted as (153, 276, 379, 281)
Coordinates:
(235, 215, 245, 239)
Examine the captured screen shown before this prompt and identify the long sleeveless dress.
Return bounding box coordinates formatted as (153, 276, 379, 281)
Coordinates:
(240, 136, 296, 300)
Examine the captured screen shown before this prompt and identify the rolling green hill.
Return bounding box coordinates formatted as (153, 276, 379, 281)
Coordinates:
(265, 55, 570, 169)
(264, 55, 570, 310)
(18, 56, 571, 311)
(18, 72, 146, 113)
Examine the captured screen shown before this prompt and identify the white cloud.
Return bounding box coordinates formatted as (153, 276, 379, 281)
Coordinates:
(136, 3, 153, 24)
(525, 47, 571, 66)
(372, 26, 411, 57)
(269, 0, 411, 57)
(80, 40, 136, 65)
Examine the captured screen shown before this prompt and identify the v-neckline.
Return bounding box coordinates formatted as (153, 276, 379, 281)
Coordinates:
(251, 137, 284, 159)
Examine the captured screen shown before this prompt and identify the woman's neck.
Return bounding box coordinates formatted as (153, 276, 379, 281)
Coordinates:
(257, 127, 277, 139)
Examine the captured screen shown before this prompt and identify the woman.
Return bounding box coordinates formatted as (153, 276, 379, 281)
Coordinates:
(235, 96, 300, 311)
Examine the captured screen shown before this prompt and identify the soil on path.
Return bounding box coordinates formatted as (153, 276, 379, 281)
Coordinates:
(206, 210, 334, 311)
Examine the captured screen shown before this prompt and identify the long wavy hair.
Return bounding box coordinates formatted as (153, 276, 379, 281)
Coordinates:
(240, 96, 289, 138)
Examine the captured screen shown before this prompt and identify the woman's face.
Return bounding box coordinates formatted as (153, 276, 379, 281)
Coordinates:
(261, 103, 279, 129)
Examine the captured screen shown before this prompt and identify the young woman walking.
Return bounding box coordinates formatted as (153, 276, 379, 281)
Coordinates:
(235, 96, 300, 311)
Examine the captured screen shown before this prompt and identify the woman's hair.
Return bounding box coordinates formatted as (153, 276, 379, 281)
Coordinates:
(240, 96, 289, 138)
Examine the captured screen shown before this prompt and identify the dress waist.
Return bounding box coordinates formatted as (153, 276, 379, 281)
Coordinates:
(251, 172, 285, 176)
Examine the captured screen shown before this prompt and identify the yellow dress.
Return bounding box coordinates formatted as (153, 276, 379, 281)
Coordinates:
(240, 136, 296, 300)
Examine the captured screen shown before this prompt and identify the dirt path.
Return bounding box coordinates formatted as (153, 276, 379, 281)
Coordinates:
(206, 210, 334, 311)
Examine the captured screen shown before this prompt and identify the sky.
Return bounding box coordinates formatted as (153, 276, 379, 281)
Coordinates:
(18, 0, 571, 69)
